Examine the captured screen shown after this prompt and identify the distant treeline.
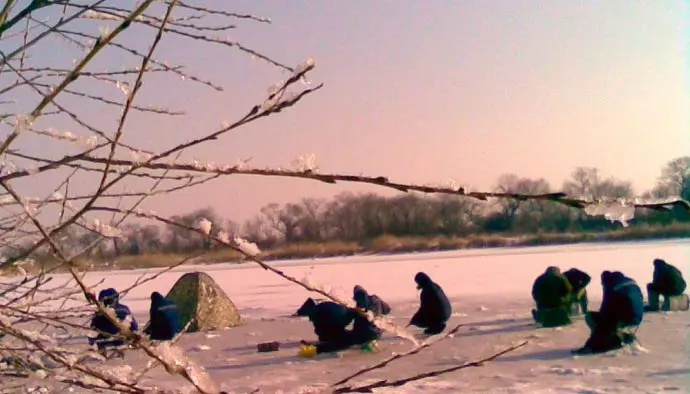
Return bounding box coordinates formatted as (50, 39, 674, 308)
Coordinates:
(13, 158, 690, 267)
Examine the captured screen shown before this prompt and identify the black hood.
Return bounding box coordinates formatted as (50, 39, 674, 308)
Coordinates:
(353, 285, 369, 307)
(653, 258, 666, 269)
(603, 271, 627, 290)
(150, 291, 167, 309)
(414, 272, 433, 289)
(295, 297, 317, 317)
(98, 288, 120, 307)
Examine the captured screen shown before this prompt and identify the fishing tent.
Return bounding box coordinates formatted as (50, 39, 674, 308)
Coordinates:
(165, 271, 243, 332)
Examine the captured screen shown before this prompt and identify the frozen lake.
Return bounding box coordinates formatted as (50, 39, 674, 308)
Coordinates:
(30, 238, 690, 319)
(3, 238, 690, 393)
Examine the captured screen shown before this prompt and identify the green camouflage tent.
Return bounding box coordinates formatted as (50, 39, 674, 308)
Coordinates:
(165, 271, 243, 332)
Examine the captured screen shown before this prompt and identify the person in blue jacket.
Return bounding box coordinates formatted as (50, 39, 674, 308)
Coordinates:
(89, 288, 138, 349)
(573, 271, 644, 355)
(144, 291, 181, 341)
(408, 272, 452, 335)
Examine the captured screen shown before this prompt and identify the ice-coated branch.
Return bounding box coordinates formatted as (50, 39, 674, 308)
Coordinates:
(0, 62, 321, 270)
(332, 339, 529, 393)
(66, 156, 690, 218)
(1, 2, 326, 392)
(332, 324, 466, 387)
(0, 0, 152, 156)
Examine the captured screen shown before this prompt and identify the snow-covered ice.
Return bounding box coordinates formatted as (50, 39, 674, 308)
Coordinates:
(4, 239, 690, 393)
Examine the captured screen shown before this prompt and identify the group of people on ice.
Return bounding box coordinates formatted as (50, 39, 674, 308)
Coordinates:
(292, 257, 686, 357)
(296, 272, 452, 357)
(530, 258, 687, 354)
(88, 256, 686, 359)
(295, 271, 452, 356)
(89, 289, 183, 353)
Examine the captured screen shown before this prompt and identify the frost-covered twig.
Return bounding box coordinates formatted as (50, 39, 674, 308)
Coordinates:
(0, 57, 321, 270)
(332, 324, 466, 387)
(332, 340, 529, 393)
(0, 1, 322, 392)
(55, 156, 690, 217)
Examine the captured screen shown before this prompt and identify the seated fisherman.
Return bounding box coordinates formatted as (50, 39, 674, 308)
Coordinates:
(563, 267, 592, 314)
(531, 266, 573, 326)
(408, 272, 452, 335)
(143, 291, 181, 341)
(645, 258, 687, 312)
(299, 301, 381, 356)
(353, 285, 392, 316)
(573, 271, 644, 355)
(89, 288, 138, 350)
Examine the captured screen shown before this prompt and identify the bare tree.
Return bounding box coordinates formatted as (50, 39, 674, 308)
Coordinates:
(563, 167, 633, 200)
(433, 195, 477, 236)
(563, 167, 601, 198)
(654, 156, 690, 200)
(488, 174, 552, 231)
(166, 207, 224, 251)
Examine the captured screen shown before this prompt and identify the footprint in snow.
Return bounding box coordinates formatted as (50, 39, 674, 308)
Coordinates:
(549, 366, 585, 375)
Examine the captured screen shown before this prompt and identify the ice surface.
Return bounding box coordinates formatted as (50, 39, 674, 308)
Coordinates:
(3, 239, 689, 393)
(23, 238, 687, 317)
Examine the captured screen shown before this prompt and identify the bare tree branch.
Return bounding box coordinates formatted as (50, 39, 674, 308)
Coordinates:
(333, 340, 529, 393)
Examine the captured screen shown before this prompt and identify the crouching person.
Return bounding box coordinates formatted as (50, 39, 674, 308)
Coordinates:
(89, 288, 138, 354)
(408, 272, 452, 335)
(563, 268, 592, 315)
(645, 258, 687, 312)
(531, 266, 573, 327)
(299, 301, 382, 357)
(573, 271, 644, 355)
(144, 291, 181, 341)
(353, 285, 392, 316)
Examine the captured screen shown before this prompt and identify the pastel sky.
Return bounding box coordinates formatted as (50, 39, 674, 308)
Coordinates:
(7, 0, 690, 224)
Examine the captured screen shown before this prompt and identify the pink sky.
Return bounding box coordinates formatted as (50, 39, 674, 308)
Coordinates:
(12, 1, 690, 224)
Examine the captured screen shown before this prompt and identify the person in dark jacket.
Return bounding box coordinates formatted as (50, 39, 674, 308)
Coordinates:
(299, 301, 381, 355)
(645, 258, 687, 311)
(143, 291, 181, 341)
(531, 266, 573, 325)
(563, 268, 592, 314)
(532, 266, 573, 310)
(573, 271, 644, 355)
(408, 272, 452, 335)
(353, 285, 392, 316)
(89, 288, 138, 349)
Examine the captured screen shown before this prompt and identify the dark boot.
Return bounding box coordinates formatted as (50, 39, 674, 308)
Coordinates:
(580, 292, 588, 314)
(645, 284, 660, 312)
(423, 322, 446, 335)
